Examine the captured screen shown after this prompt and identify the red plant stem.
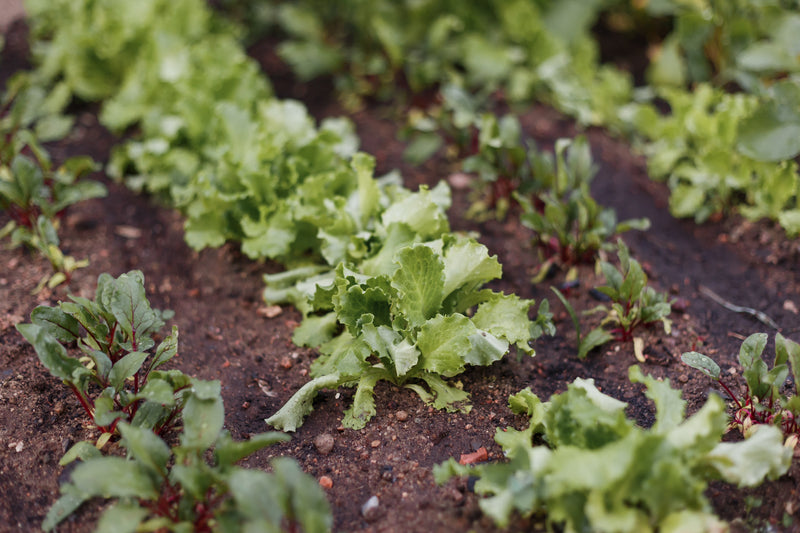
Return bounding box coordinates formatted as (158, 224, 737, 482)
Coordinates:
(715, 379, 743, 410)
(68, 382, 95, 421)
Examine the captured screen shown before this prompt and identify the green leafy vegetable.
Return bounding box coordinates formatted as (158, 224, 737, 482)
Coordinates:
(15, 271, 195, 440)
(44, 416, 330, 532)
(266, 234, 554, 430)
(0, 128, 105, 290)
(587, 239, 673, 343)
(435, 366, 791, 531)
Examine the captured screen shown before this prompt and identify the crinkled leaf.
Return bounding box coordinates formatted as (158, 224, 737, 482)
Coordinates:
(342, 367, 389, 429)
(214, 430, 290, 467)
(629, 365, 685, 433)
(391, 245, 445, 329)
(416, 314, 475, 377)
(266, 373, 342, 432)
(472, 293, 533, 356)
(381, 183, 450, 240)
(292, 312, 339, 348)
(416, 372, 471, 412)
(706, 425, 791, 486)
(440, 238, 501, 298)
(362, 323, 420, 377)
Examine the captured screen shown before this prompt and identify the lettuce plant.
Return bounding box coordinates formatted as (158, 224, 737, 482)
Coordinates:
(44, 405, 331, 532)
(587, 239, 672, 342)
(435, 366, 792, 532)
(266, 233, 554, 431)
(517, 137, 649, 278)
(683, 332, 800, 443)
(0, 129, 105, 289)
(16, 271, 191, 445)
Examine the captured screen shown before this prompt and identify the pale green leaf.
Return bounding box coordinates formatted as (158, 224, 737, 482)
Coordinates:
(706, 425, 791, 487)
(266, 373, 342, 432)
(391, 245, 445, 329)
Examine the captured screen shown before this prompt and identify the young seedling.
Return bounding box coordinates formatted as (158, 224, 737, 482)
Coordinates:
(682, 332, 800, 442)
(43, 395, 332, 532)
(16, 271, 188, 446)
(588, 239, 673, 343)
(0, 128, 106, 289)
(517, 137, 649, 279)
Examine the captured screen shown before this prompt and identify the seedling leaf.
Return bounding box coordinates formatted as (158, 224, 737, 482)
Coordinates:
(680, 352, 721, 380)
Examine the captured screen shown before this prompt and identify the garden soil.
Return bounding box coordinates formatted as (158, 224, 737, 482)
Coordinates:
(2, 18, 800, 533)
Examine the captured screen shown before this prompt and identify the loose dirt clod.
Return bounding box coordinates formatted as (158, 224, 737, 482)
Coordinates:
(395, 410, 409, 421)
(313, 433, 335, 455)
(319, 475, 333, 489)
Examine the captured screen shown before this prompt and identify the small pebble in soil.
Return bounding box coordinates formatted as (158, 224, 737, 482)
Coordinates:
(361, 496, 380, 521)
(313, 433, 335, 455)
(241, 401, 250, 410)
(279, 356, 293, 369)
(370, 440, 381, 448)
(395, 410, 409, 421)
(319, 476, 333, 489)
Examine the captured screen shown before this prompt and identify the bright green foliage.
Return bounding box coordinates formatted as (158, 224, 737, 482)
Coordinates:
(15, 271, 194, 439)
(517, 137, 649, 275)
(588, 239, 673, 343)
(434, 366, 791, 532)
(683, 332, 800, 441)
(44, 418, 331, 532)
(0, 128, 105, 290)
(266, 233, 554, 431)
(640, 0, 800, 91)
(269, 0, 632, 124)
(627, 84, 800, 231)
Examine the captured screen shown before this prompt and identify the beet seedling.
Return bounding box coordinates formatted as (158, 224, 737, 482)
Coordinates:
(44, 401, 331, 532)
(682, 332, 800, 443)
(16, 270, 190, 445)
(517, 137, 649, 279)
(0, 129, 105, 289)
(588, 239, 673, 343)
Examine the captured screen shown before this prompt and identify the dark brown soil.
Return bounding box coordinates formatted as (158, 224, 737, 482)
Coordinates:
(2, 18, 800, 533)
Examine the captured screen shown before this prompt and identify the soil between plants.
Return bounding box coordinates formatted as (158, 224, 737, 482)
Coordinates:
(2, 19, 800, 533)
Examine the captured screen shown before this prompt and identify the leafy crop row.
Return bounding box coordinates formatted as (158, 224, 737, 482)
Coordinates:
(1, 73, 106, 289)
(20, 0, 552, 429)
(17, 271, 332, 532)
(265, 0, 800, 235)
